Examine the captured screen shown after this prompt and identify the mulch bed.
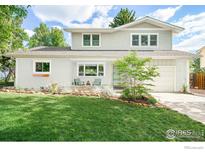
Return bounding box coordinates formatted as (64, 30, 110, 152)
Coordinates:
(0, 86, 166, 108)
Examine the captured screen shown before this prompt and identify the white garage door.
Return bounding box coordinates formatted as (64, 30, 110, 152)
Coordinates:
(151, 66, 176, 92)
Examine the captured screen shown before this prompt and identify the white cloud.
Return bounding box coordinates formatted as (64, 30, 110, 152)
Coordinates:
(149, 6, 181, 21)
(32, 5, 114, 45)
(174, 33, 205, 51)
(91, 16, 113, 28)
(32, 5, 113, 27)
(25, 29, 34, 37)
(95, 5, 113, 16)
(51, 25, 63, 30)
(173, 12, 205, 51)
(32, 6, 95, 25)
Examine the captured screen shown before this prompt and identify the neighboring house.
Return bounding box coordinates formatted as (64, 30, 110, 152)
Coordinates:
(198, 46, 205, 68)
(7, 16, 194, 92)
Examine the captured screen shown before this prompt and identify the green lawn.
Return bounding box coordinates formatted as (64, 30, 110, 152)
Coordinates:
(0, 92, 204, 141)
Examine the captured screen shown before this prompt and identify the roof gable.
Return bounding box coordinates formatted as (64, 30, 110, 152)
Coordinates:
(115, 16, 184, 33)
(64, 16, 184, 33)
(126, 22, 162, 29)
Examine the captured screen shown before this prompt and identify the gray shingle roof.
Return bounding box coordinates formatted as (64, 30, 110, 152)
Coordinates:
(30, 46, 71, 51)
(6, 49, 195, 59)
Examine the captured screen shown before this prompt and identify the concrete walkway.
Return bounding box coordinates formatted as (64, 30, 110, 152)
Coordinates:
(151, 93, 205, 125)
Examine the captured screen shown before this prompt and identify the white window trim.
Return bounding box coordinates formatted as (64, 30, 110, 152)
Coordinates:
(77, 62, 105, 77)
(33, 60, 51, 74)
(82, 33, 101, 47)
(130, 33, 159, 47)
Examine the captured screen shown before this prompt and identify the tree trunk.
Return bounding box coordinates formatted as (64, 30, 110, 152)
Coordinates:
(4, 68, 14, 83)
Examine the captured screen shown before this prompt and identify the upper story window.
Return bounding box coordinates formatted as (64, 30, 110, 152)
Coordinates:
(150, 34, 157, 46)
(131, 33, 158, 47)
(82, 33, 100, 47)
(83, 34, 91, 46)
(132, 35, 139, 46)
(141, 35, 148, 46)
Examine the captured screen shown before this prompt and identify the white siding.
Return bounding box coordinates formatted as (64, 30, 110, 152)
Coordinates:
(15, 58, 73, 90)
(175, 59, 190, 91)
(72, 30, 172, 51)
(200, 48, 205, 68)
(15, 58, 189, 92)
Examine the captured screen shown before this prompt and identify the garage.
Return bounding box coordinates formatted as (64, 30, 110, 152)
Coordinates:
(151, 66, 176, 92)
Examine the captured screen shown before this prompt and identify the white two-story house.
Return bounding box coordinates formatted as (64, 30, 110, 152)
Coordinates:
(8, 16, 194, 92)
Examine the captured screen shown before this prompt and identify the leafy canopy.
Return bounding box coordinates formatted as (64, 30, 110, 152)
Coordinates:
(190, 57, 205, 73)
(0, 5, 28, 52)
(29, 23, 67, 48)
(0, 5, 29, 82)
(114, 52, 159, 99)
(109, 8, 136, 28)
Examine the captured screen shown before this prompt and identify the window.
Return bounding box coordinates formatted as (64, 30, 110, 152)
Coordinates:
(150, 35, 157, 46)
(83, 34, 91, 46)
(78, 64, 104, 76)
(85, 65, 97, 76)
(82, 34, 100, 47)
(34, 62, 50, 73)
(92, 34, 100, 46)
(131, 33, 158, 47)
(141, 35, 148, 46)
(78, 65, 84, 76)
(98, 64, 104, 76)
(132, 35, 139, 46)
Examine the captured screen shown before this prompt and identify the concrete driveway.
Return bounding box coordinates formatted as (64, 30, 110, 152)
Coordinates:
(151, 93, 205, 124)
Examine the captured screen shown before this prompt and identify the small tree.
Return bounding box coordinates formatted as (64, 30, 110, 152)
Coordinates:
(190, 57, 205, 73)
(114, 52, 159, 100)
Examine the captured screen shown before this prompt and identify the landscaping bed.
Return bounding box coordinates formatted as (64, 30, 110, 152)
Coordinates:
(0, 86, 164, 108)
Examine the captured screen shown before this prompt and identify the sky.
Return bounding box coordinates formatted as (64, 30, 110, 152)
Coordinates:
(22, 5, 205, 52)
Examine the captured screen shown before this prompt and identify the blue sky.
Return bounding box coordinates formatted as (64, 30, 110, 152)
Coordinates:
(23, 5, 205, 52)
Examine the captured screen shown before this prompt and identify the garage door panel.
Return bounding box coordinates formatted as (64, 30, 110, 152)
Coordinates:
(150, 66, 175, 92)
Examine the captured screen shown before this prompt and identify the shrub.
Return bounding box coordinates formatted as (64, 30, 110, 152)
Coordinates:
(147, 97, 158, 105)
(121, 86, 149, 101)
(49, 83, 59, 94)
(182, 84, 188, 93)
(121, 88, 133, 100)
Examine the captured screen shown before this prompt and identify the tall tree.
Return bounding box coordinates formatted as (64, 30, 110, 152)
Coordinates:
(29, 23, 67, 48)
(50, 28, 67, 47)
(109, 8, 136, 28)
(0, 5, 29, 82)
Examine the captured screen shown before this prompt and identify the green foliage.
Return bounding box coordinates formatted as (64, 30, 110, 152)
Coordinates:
(121, 86, 149, 100)
(0, 5, 29, 82)
(29, 23, 67, 48)
(147, 97, 158, 105)
(182, 84, 188, 93)
(109, 8, 136, 28)
(191, 58, 205, 73)
(115, 52, 159, 100)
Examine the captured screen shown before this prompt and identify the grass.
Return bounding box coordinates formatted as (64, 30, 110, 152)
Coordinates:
(0, 92, 204, 141)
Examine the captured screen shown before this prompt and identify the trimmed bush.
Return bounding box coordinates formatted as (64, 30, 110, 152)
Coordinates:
(147, 97, 157, 105)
